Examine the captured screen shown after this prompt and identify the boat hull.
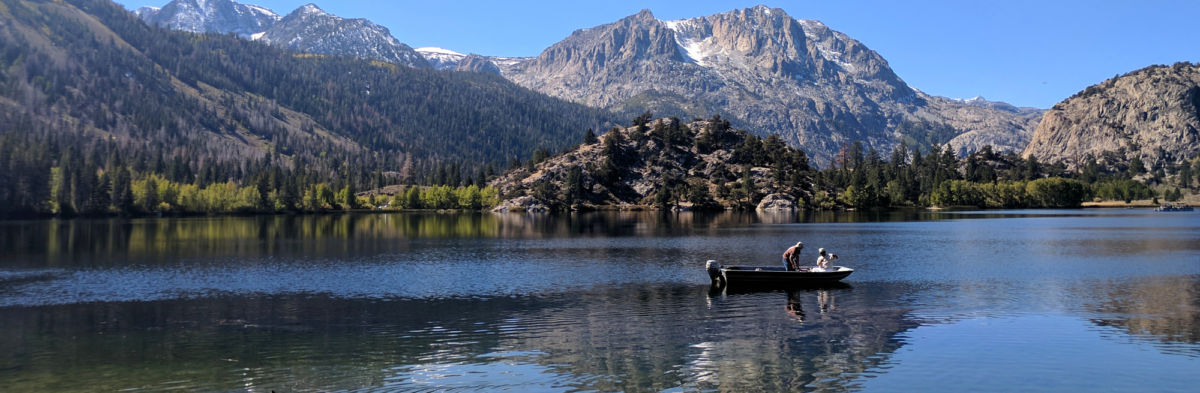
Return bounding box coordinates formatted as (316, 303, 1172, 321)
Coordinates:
(718, 266, 853, 287)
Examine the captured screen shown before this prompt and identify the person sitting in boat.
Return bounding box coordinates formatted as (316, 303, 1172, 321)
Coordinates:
(814, 248, 836, 272)
(782, 241, 804, 271)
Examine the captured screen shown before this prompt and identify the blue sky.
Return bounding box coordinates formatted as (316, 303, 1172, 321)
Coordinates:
(115, 0, 1199, 109)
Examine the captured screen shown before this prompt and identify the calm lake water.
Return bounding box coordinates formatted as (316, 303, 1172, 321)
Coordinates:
(1, 209, 1198, 392)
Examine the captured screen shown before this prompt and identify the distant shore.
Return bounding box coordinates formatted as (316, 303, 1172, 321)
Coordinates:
(1081, 194, 1198, 208)
(7, 198, 1196, 221)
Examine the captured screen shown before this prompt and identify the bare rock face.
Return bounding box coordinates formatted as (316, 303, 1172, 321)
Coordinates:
(454, 54, 502, 75)
(1023, 63, 1200, 168)
(756, 193, 796, 211)
(492, 195, 549, 213)
(503, 6, 1041, 165)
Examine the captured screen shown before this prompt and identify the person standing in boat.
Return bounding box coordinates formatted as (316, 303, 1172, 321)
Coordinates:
(782, 241, 804, 271)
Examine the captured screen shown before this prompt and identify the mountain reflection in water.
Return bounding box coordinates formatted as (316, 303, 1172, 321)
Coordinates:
(0, 209, 1197, 391)
(0, 283, 922, 392)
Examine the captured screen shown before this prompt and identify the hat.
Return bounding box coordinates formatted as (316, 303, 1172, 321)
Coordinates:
(795, 241, 804, 247)
(819, 248, 826, 254)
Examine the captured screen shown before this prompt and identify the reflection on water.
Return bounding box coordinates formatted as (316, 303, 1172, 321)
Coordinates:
(0, 283, 920, 392)
(1082, 276, 1200, 355)
(861, 314, 1200, 392)
(0, 209, 1198, 391)
(0, 209, 1125, 268)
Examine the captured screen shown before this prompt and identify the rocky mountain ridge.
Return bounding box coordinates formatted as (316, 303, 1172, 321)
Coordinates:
(135, 1, 1042, 165)
(256, 3, 427, 67)
(135, 0, 277, 38)
(137, 0, 428, 67)
(499, 6, 1042, 165)
(414, 47, 513, 75)
(1023, 62, 1200, 168)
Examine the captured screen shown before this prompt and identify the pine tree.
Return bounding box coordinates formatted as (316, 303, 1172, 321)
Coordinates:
(141, 176, 159, 213)
(562, 165, 585, 206)
(112, 166, 134, 214)
(1129, 156, 1146, 175)
(1178, 163, 1192, 189)
(1024, 155, 1042, 180)
(84, 172, 112, 215)
(530, 148, 549, 167)
(740, 166, 758, 206)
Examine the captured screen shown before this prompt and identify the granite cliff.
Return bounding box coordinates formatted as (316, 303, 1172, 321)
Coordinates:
(1024, 63, 1200, 168)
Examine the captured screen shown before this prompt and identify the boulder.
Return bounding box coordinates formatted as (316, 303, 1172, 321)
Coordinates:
(492, 195, 549, 213)
(756, 193, 796, 211)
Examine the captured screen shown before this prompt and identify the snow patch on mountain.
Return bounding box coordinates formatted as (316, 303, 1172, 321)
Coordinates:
(140, 0, 280, 38)
(297, 3, 325, 16)
(416, 47, 467, 69)
(955, 96, 988, 103)
(134, 6, 160, 18)
(245, 5, 274, 16)
(796, 19, 856, 73)
(416, 47, 464, 56)
(257, 4, 428, 67)
(663, 18, 724, 67)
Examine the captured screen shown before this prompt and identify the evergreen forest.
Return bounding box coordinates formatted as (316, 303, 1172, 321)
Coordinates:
(0, 0, 613, 217)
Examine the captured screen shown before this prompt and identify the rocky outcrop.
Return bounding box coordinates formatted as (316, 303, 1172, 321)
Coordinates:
(756, 193, 796, 211)
(453, 54, 502, 75)
(492, 196, 549, 213)
(490, 117, 813, 211)
(1023, 63, 1200, 168)
(502, 6, 1041, 165)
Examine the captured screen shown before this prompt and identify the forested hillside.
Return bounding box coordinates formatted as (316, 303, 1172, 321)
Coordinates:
(0, 0, 613, 217)
(491, 114, 1188, 212)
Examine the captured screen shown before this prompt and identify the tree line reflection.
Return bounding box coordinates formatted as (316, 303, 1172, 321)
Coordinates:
(0, 209, 1065, 268)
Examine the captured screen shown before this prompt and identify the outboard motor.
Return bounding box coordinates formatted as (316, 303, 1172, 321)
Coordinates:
(706, 260, 724, 286)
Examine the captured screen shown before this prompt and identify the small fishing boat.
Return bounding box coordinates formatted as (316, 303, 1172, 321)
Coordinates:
(706, 260, 853, 288)
(1154, 203, 1194, 212)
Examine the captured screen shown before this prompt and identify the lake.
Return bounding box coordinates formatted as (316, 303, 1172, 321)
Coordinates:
(0, 209, 1197, 392)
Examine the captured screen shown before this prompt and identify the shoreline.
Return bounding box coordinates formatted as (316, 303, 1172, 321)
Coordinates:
(7, 202, 1185, 221)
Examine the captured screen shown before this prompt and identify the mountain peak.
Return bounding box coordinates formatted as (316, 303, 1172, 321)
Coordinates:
(296, 3, 326, 16)
(749, 4, 781, 16)
(139, 0, 428, 68)
(139, 0, 280, 38)
(261, 2, 428, 68)
(507, 6, 1041, 164)
(627, 8, 656, 21)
